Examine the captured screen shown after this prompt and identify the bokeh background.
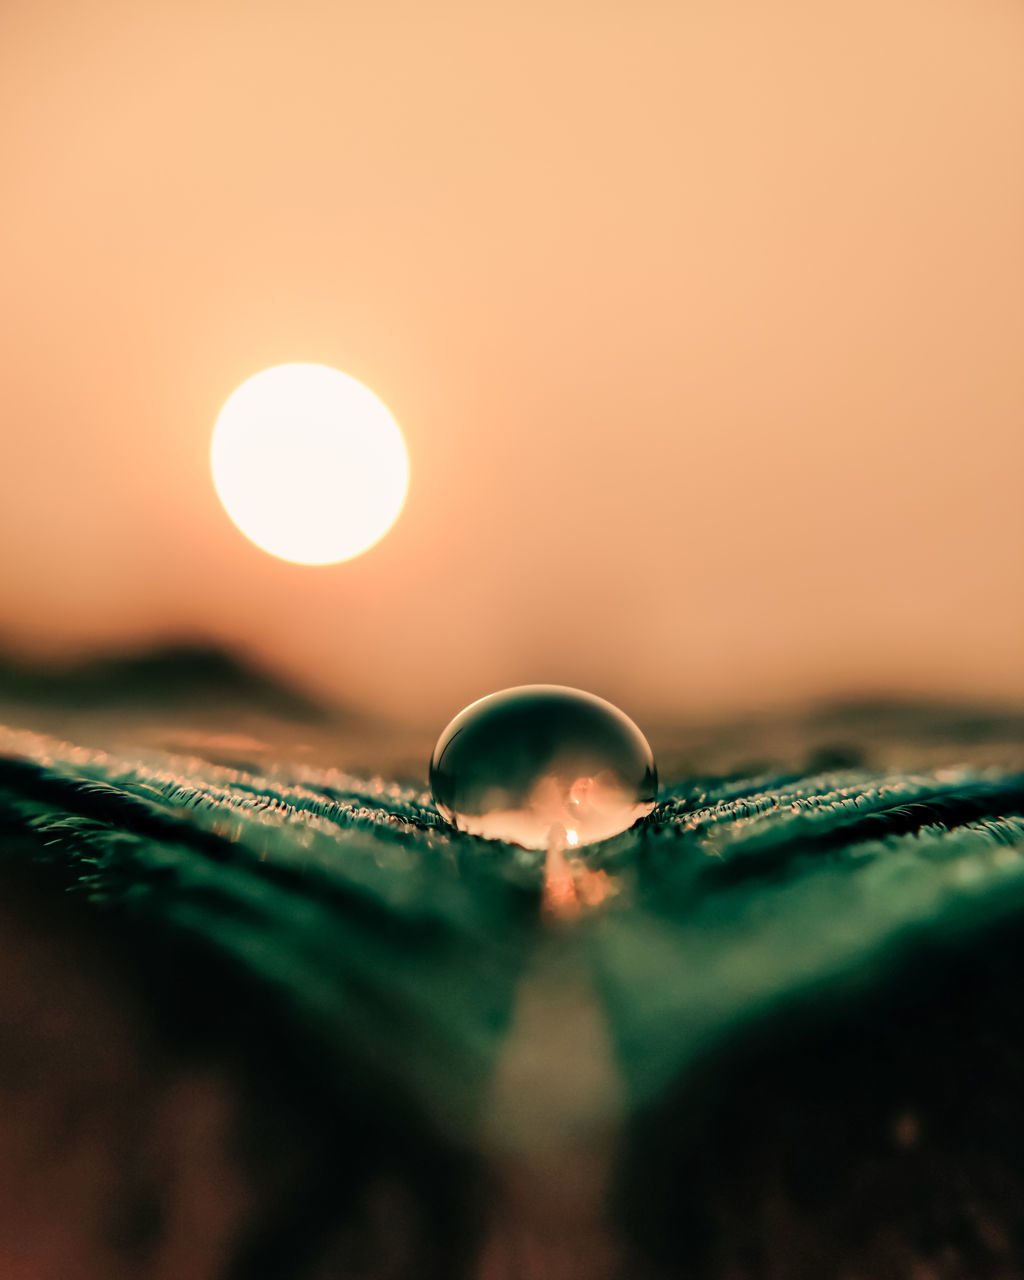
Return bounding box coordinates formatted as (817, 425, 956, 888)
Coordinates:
(2, 0, 1022, 733)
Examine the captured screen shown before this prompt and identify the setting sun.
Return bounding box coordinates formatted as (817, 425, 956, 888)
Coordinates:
(210, 364, 410, 565)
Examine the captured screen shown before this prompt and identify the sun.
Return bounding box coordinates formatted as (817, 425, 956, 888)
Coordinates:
(210, 363, 410, 565)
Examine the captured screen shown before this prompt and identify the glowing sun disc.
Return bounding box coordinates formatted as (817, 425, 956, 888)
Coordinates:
(211, 363, 410, 565)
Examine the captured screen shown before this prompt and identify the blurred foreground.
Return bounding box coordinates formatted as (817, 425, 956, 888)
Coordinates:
(0, 692, 1023, 1276)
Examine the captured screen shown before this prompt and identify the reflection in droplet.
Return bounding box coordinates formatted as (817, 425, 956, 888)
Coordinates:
(429, 685, 658, 851)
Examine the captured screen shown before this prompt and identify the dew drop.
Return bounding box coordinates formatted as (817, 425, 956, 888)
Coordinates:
(429, 685, 658, 850)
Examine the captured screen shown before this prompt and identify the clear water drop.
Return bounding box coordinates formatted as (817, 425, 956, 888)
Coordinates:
(429, 685, 658, 850)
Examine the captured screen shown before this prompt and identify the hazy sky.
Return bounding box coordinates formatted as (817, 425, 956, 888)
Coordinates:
(1, 0, 1022, 725)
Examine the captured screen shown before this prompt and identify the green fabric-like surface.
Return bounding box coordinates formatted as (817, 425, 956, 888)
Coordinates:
(0, 727, 534, 1143)
(2, 727, 1023, 1114)
(2, 719, 1024, 1276)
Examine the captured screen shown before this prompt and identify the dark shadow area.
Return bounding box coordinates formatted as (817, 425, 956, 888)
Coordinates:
(618, 899, 1024, 1279)
(0, 637, 331, 721)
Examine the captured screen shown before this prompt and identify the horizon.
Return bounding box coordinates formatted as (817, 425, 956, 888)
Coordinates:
(2, 0, 1022, 724)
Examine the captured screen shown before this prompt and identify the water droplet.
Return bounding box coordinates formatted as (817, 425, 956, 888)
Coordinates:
(429, 685, 658, 849)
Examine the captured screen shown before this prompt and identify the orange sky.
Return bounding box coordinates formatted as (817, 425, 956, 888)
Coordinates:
(1, 0, 1022, 726)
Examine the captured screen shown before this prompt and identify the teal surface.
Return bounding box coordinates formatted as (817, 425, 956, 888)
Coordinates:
(1, 728, 1022, 1118)
(2, 724, 1024, 1276)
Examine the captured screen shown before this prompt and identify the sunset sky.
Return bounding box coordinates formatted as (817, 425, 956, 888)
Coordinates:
(1, 0, 1022, 726)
